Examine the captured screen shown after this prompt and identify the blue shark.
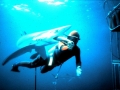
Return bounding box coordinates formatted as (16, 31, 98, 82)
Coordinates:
(2, 25, 71, 65)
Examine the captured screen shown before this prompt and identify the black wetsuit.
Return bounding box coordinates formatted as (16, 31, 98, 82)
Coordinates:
(54, 45, 81, 66)
(12, 43, 81, 73)
(39, 44, 81, 73)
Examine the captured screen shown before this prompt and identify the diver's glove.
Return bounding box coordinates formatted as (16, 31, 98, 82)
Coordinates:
(76, 66, 82, 76)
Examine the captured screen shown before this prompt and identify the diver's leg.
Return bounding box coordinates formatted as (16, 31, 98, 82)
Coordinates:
(41, 65, 55, 73)
(11, 57, 46, 72)
(40, 54, 60, 73)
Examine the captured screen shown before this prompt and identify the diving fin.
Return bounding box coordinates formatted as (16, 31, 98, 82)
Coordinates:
(11, 64, 20, 72)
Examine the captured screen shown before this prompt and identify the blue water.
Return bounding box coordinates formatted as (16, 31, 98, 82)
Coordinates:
(0, 0, 119, 90)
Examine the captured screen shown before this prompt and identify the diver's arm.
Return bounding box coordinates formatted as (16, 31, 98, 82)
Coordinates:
(54, 36, 74, 50)
(75, 47, 82, 76)
(58, 42, 69, 51)
(75, 48, 81, 67)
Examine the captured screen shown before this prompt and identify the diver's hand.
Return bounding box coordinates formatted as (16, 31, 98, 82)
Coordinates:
(76, 66, 82, 76)
(67, 40, 74, 50)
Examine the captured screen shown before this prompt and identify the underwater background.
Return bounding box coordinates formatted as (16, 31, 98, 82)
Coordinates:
(0, 0, 120, 90)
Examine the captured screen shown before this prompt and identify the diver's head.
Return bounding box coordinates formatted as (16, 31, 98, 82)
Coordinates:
(67, 30, 80, 45)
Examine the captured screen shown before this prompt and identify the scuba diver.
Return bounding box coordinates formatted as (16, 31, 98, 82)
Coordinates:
(11, 30, 82, 76)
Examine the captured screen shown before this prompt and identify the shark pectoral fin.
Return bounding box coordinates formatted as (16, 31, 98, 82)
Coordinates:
(35, 46, 47, 60)
(2, 45, 35, 66)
